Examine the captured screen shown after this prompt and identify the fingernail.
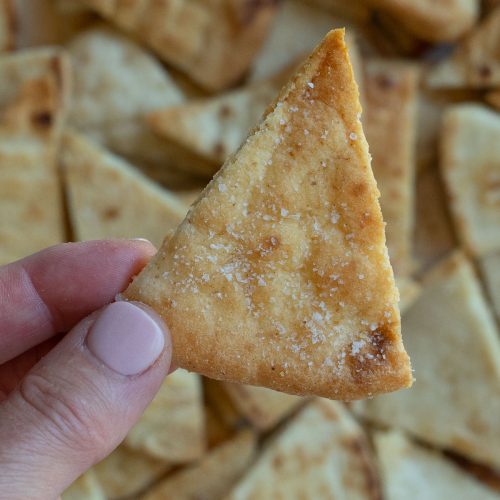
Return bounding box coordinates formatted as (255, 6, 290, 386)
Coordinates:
(87, 302, 165, 376)
(130, 238, 151, 243)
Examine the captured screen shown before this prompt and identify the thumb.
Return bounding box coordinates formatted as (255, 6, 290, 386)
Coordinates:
(0, 301, 172, 500)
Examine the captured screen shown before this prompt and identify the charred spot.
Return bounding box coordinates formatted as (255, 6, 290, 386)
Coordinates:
(218, 105, 232, 119)
(32, 111, 52, 128)
(103, 207, 120, 220)
(477, 64, 492, 79)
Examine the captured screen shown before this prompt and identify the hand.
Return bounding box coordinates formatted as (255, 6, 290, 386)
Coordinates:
(0, 240, 172, 499)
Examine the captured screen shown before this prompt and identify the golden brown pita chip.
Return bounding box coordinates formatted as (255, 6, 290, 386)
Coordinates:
(440, 104, 500, 257)
(366, 0, 478, 42)
(427, 8, 500, 88)
(221, 382, 305, 431)
(62, 470, 105, 500)
(124, 29, 412, 401)
(355, 252, 500, 469)
(227, 399, 380, 499)
(147, 80, 279, 177)
(0, 0, 14, 51)
(364, 60, 419, 277)
(82, 0, 278, 91)
(125, 369, 205, 463)
(142, 431, 256, 500)
(375, 431, 500, 500)
(94, 445, 171, 499)
(486, 89, 500, 110)
(61, 130, 187, 246)
(480, 252, 500, 320)
(0, 48, 70, 264)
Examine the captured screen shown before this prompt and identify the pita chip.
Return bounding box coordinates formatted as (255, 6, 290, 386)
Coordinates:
(124, 29, 412, 401)
(147, 79, 279, 177)
(395, 277, 420, 313)
(374, 431, 500, 500)
(61, 130, 187, 246)
(355, 252, 500, 469)
(142, 431, 256, 500)
(480, 252, 500, 320)
(204, 379, 247, 430)
(364, 60, 419, 277)
(366, 0, 478, 43)
(0, 48, 70, 265)
(221, 382, 305, 431)
(486, 89, 500, 110)
(94, 445, 171, 499)
(62, 470, 105, 500)
(440, 104, 500, 257)
(0, 0, 14, 51)
(82, 0, 278, 91)
(205, 401, 236, 449)
(125, 369, 205, 463)
(427, 8, 500, 89)
(226, 399, 381, 499)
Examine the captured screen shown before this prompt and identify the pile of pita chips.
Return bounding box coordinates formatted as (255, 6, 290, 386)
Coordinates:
(427, 8, 500, 89)
(124, 29, 412, 401)
(355, 252, 500, 469)
(61, 130, 187, 246)
(82, 0, 278, 91)
(375, 431, 500, 500)
(226, 399, 380, 499)
(0, 48, 70, 264)
(440, 104, 500, 257)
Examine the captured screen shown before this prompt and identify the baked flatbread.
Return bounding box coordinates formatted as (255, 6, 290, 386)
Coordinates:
(0, 48, 70, 264)
(82, 0, 278, 91)
(0, 0, 14, 51)
(375, 430, 500, 500)
(62, 470, 105, 500)
(355, 252, 500, 469)
(94, 445, 170, 499)
(147, 79, 279, 177)
(61, 130, 187, 246)
(427, 8, 500, 88)
(364, 60, 419, 277)
(125, 369, 205, 463)
(440, 104, 500, 256)
(226, 399, 381, 499)
(480, 252, 500, 320)
(143, 431, 256, 500)
(221, 382, 305, 431)
(366, 0, 478, 42)
(124, 29, 412, 400)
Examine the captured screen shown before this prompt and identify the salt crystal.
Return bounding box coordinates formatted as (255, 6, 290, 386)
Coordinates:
(304, 129, 309, 136)
(331, 211, 339, 224)
(349, 132, 357, 140)
(279, 118, 286, 125)
(280, 208, 288, 217)
(307, 82, 314, 88)
(358, 274, 365, 280)
(218, 183, 227, 192)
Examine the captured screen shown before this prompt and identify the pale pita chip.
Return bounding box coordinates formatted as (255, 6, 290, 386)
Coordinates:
(62, 470, 105, 500)
(364, 60, 419, 277)
(204, 379, 247, 430)
(124, 29, 412, 401)
(147, 79, 279, 177)
(427, 8, 500, 88)
(221, 382, 305, 431)
(486, 89, 500, 110)
(143, 431, 256, 500)
(440, 104, 500, 257)
(0, 48, 70, 264)
(61, 130, 187, 246)
(355, 252, 500, 469)
(125, 369, 205, 463)
(479, 252, 500, 320)
(82, 0, 278, 91)
(227, 399, 381, 499)
(395, 277, 421, 313)
(0, 0, 14, 51)
(374, 430, 500, 500)
(94, 445, 170, 499)
(366, 0, 478, 42)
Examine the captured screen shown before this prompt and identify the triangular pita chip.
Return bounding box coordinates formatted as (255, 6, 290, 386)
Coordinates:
(374, 430, 500, 500)
(125, 369, 205, 463)
(82, 0, 278, 91)
(62, 470, 105, 500)
(480, 252, 500, 320)
(364, 60, 419, 277)
(143, 431, 256, 500)
(124, 29, 412, 401)
(440, 104, 500, 257)
(61, 130, 187, 246)
(93, 445, 170, 499)
(366, 0, 478, 42)
(220, 382, 305, 431)
(0, 48, 70, 264)
(354, 252, 500, 469)
(147, 79, 279, 177)
(427, 8, 500, 88)
(486, 89, 500, 110)
(0, 0, 14, 51)
(226, 399, 381, 499)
